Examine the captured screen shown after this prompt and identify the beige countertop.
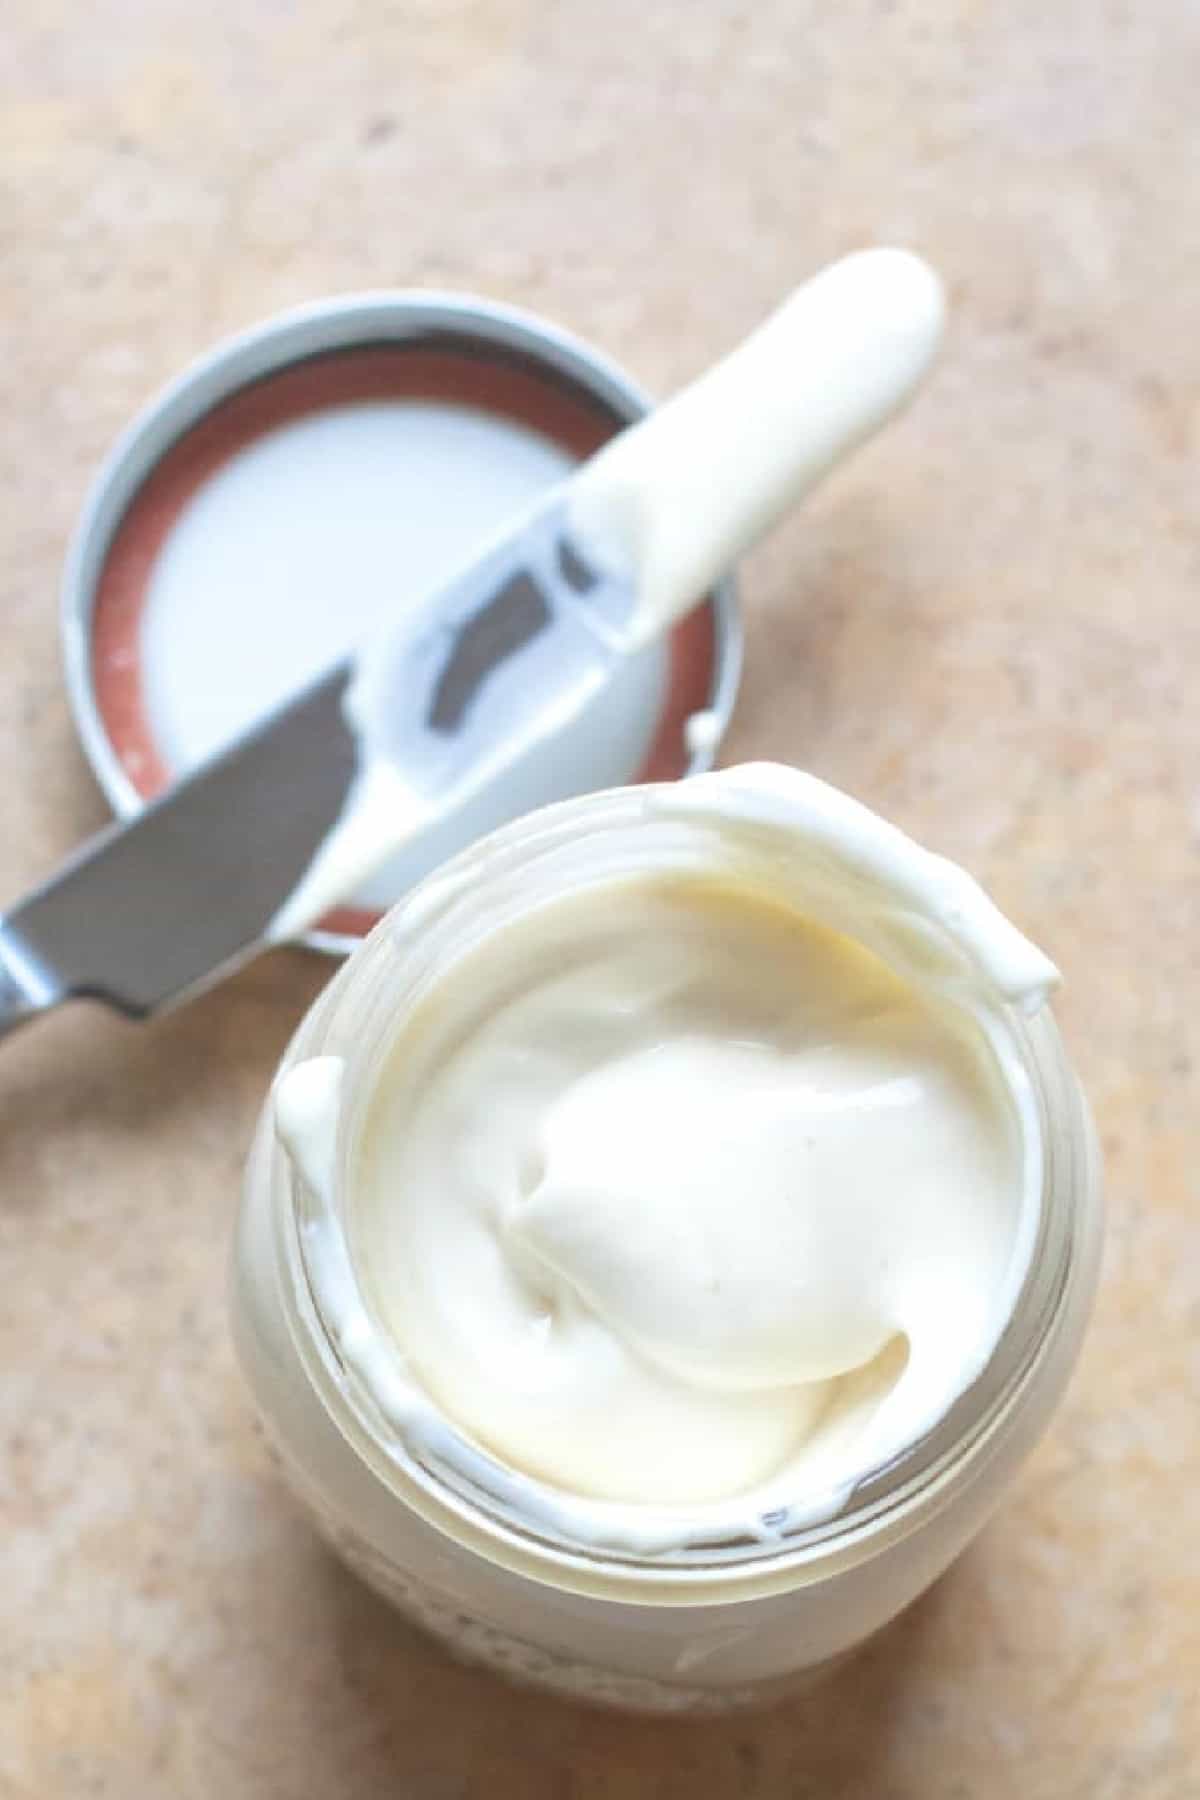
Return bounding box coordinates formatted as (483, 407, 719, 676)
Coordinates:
(2, 2, 1198, 1793)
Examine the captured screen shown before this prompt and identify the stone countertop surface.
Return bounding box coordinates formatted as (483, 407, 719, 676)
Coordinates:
(2, 2, 1197, 1794)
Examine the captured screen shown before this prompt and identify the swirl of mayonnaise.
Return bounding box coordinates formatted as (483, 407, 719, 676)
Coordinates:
(279, 768, 1053, 1511)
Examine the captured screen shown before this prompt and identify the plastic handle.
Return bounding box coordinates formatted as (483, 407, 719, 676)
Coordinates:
(566, 248, 945, 647)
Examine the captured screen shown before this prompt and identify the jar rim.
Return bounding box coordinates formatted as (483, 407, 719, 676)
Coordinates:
(274, 783, 1093, 1596)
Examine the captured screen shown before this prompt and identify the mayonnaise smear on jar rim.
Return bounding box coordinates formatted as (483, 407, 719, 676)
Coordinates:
(274, 764, 1058, 1554)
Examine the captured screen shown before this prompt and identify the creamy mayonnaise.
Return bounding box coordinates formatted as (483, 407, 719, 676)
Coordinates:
(274, 765, 1057, 1542)
(267, 251, 945, 941)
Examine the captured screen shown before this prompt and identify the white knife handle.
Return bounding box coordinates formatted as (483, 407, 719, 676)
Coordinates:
(567, 248, 945, 647)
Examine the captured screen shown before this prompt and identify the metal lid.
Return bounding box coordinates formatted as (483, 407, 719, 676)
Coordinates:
(62, 292, 741, 954)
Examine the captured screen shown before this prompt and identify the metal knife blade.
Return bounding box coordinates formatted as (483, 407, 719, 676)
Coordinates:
(0, 491, 623, 1038)
(0, 665, 356, 1034)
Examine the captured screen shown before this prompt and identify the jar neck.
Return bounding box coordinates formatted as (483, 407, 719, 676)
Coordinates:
(274, 786, 1094, 1586)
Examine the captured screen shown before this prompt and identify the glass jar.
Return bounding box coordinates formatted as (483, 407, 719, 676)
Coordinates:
(232, 784, 1101, 1714)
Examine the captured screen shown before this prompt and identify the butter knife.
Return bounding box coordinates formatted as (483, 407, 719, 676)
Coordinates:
(0, 249, 944, 1038)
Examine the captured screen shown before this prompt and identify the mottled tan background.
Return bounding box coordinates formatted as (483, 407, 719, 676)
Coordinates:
(1, 2, 1197, 1794)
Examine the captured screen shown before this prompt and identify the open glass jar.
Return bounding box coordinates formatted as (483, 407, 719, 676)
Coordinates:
(232, 780, 1101, 1714)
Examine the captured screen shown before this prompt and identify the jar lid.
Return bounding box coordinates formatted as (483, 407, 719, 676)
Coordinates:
(61, 293, 741, 953)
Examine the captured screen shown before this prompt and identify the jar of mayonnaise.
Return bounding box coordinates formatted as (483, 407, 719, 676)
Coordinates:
(232, 765, 1100, 1713)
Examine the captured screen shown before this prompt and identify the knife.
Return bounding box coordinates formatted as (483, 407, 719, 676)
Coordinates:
(0, 249, 944, 1040)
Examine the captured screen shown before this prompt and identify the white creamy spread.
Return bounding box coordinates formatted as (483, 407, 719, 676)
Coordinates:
(274, 766, 1057, 1542)
(267, 250, 945, 941)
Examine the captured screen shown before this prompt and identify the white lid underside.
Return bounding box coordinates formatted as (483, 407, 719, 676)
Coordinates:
(139, 397, 667, 912)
